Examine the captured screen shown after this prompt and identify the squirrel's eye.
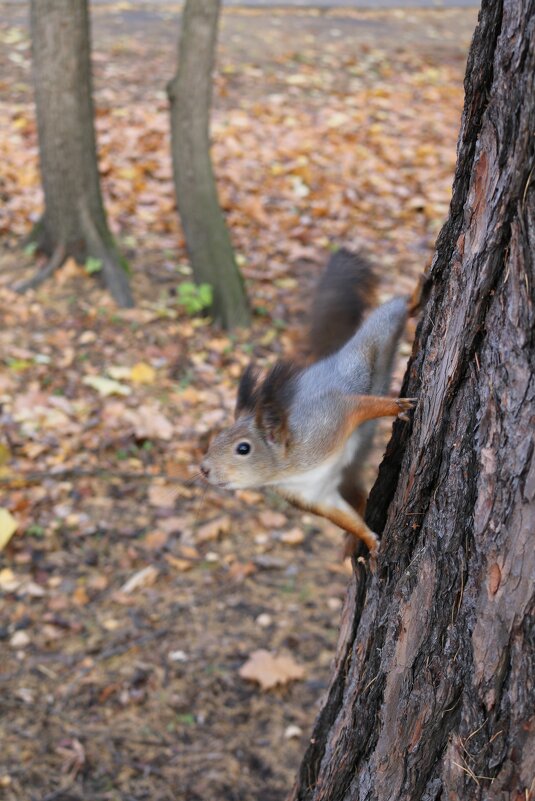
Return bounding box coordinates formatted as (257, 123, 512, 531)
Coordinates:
(235, 441, 251, 456)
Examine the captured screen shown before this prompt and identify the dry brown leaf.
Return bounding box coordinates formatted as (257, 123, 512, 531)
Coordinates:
(141, 530, 169, 550)
(165, 555, 194, 572)
(280, 527, 305, 546)
(228, 560, 257, 582)
(164, 460, 193, 479)
(177, 545, 200, 560)
(196, 515, 231, 543)
(148, 483, 180, 508)
(236, 489, 264, 504)
(72, 586, 90, 606)
(258, 510, 287, 529)
(159, 516, 190, 535)
(124, 405, 174, 441)
(239, 650, 305, 690)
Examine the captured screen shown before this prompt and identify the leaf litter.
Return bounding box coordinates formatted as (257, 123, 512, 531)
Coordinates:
(0, 5, 477, 800)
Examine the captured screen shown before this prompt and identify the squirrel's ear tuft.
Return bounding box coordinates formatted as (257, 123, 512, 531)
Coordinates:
(235, 364, 261, 419)
(256, 360, 300, 447)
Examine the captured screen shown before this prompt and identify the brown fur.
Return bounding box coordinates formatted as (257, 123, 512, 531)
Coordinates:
(254, 361, 301, 445)
(278, 488, 378, 555)
(309, 249, 378, 360)
(322, 395, 416, 459)
(235, 364, 261, 419)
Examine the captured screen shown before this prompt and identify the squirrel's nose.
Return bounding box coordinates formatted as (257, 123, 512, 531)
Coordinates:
(200, 462, 210, 479)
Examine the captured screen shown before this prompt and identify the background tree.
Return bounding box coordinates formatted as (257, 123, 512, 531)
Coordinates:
(168, 0, 250, 329)
(21, 0, 133, 307)
(291, 1, 534, 799)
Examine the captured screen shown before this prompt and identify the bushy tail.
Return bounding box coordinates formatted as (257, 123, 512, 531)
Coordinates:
(308, 248, 378, 360)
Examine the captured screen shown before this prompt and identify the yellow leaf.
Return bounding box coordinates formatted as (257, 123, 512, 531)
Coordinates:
(0, 509, 17, 550)
(82, 375, 131, 397)
(0, 443, 11, 466)
(130, 362, 156, 384)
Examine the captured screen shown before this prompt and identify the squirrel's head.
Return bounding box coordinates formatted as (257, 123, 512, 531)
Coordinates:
(201, 362, 300, 489)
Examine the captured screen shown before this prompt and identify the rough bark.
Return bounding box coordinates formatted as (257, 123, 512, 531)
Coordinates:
(24, 0, 133, 307)
(168, 0, 250, 329)
(290, 1, 534, 799)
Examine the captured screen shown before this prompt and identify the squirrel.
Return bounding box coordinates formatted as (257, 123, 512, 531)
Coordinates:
(200, 248, 416, 560)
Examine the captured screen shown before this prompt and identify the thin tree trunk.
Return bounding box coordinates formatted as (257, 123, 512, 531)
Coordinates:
(23, 0, 133, 308)
(168, 0, 250, 330)
(291, 1, 534, 799)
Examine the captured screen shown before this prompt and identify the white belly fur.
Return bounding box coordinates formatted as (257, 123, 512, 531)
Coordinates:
(275, 429, 362, 505)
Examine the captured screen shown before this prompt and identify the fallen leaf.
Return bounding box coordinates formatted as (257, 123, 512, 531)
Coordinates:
(10, 630, 30, 648)
(0, 443, 11, 466)
(102, 618, 120, 631)
(130, 361, 156, 384)
(125, 405, 174, 440)
(82, 375, 131, 397)
(228, 560, 257, 581)
(280, 527, 305, 546)
(165, 555, 193, 572)
(148, 483, 180, 508)
(239, 649, 305, 690)
(159, 516, 190, 535)
(72, 586, 90, 606)
(196, 515, 231, 543)
(107, 366, 131, 380)
(284, 724, 303, 739)
(0, 568, 19, 591)
(120, 565, 159, 593)
(258, 510, 287, 528)
(168, 649, 188, 662)
(177, 545, 200, 559)
(0, 509, 17, 550)
(141, 530, 169, 550)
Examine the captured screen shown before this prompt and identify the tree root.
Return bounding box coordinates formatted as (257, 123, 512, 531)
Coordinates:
(79, 202, 134, 308)
(14, 208, 133, 307)
(13, 243, 66, 293)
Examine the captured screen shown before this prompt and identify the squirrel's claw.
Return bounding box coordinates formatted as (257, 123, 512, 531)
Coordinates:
(396, 397, 417, 421)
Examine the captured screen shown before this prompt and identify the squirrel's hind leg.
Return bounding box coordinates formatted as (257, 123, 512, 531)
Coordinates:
(319, 495, 379, 557)
(280, 488, 379, 562)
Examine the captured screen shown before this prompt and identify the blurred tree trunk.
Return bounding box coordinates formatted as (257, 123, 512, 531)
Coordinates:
(168, 0, 249, 329)
(23, 0, 133, 307)
(290, 1, 534, 800)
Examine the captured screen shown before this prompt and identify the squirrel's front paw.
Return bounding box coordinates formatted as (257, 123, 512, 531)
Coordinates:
(396, 397, 417, 422)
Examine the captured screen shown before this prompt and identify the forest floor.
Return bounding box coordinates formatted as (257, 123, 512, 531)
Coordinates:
(0, 5, 477, 801)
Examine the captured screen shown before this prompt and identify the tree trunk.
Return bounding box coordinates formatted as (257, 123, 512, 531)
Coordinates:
(25, 0, 133, 308)
(291, 1, 534, 799)
(168, 0, 250, 330)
